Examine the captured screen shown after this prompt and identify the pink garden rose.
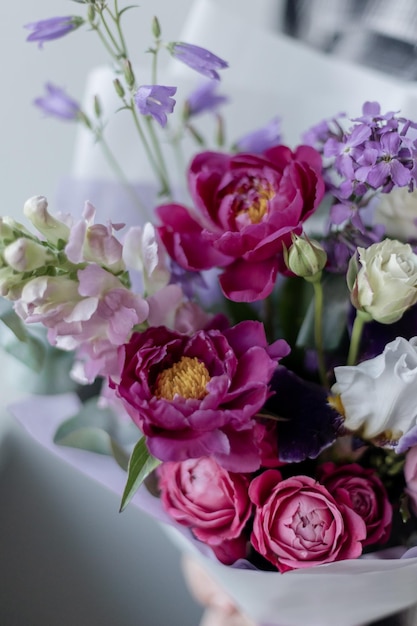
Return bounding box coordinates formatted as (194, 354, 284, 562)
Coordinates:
(404, 446, 417, 515)
(112, 320, 289, 472)
(249, 470, 366, 572)
(317, 462, 392, 547)
(156, 146, 325, 302)
(158, 457, 252, 564)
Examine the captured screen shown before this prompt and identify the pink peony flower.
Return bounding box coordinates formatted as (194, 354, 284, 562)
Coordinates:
(156, 146, 324, 302)
(249, 470, 366, 572)
(157, 457, 252, 564)
(317, 462, 392, 547)
(404, 446, 417, 515)
(112, 320, 289, 472)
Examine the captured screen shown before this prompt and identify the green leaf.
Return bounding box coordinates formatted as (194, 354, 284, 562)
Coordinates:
(0, 301, 46, 370)
(296, 273, 349, 351)
(119, 438, 161, 512)
(225, 299, 259, 325)
(54, 398, 140, 458)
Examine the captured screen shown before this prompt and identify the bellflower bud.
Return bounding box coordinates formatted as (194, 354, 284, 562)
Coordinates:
(152, 16, 161, 39)
(4, 238, 54, 272)
(123, 60, 135, 89)
(24, 196, 70, 246)
(113, 78, 125, 98)
(284, 234, 327, 281)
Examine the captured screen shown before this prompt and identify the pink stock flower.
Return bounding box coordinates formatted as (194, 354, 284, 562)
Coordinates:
(65, 202, 125, 272)
(317, 462, 392, 547)
(157, 457, 252, 564)
(249, 470, 366, 572)
(156, 146, 325, 302)
(16, 265, 149, 381)
(112, 321, 289, 472)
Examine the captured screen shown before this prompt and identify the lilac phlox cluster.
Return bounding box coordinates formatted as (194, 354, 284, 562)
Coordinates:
(323, 101, 417, 198)
(34, 83, 80, 121)
(25, 15, 83, 47)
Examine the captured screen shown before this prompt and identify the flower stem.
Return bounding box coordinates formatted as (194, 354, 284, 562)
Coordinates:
(263, 293, 274, 343)
(145, 117, 172, 199)
(112, 0, 129, 58)
(98, 133, 148, 220)
(312, 278, 328, 387)
(347, 310, 369, 366)
(129, 102, 170, 196)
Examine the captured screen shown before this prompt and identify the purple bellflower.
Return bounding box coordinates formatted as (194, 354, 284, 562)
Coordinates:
(134, 85, 177, 128)
(169, 42, 228, 80)
(34, 83, 81, 121)
(234, 117, 282, 153)
(25, 16, 84, 48)
(185, 80, 228, 117)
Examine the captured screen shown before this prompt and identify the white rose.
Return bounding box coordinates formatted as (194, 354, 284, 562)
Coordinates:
(347, 239, 417, 324)
(332, 336, 417, 450)
(374, 187, 417, 241)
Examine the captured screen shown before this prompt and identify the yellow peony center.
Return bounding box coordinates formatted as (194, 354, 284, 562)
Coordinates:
(154, 356, 210, 401)
(233, 176, 275, 224)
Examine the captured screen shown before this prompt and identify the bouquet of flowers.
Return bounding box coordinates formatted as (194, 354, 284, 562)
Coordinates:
(5, 2, 417, 625)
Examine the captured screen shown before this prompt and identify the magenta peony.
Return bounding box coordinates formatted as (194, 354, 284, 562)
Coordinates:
(158, 457, 252, 564)
(112, 321, 289, 472)
(317, 462, 392, 547)
(249, 470, 366, 572)
(156, 146, 324, 302)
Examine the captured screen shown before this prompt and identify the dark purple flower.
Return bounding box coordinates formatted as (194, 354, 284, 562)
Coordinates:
(34, 83, 80, 121)
(234, 117, 281, 154)
(25, 15, 84, 48)
(169, 42, 228, 80)
(264, 366, 343, 463)
(185, 80, 228, 117)
(134, 85, 176, 127)
(111, 321, 289, 472)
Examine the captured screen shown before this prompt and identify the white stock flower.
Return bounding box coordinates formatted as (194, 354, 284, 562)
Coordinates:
(332, 336, 417, 449)
(122, 223, 170, 295)
(4, 237, 54, 272)
(374, 187, 417, 241)
(347, 239, 417, 324)
(24, 196, 70, 245)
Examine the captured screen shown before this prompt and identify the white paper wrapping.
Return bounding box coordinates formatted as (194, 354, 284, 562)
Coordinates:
(10, 393, 417, 626)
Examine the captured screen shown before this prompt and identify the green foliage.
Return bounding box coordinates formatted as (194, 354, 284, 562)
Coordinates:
(0, 299, 46, 370)
(119, 437, 161, 512)
(54, 398, 140, 470)
(296, 273, 350, 351)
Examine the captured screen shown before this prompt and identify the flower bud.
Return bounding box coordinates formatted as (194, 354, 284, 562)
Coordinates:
(152, 16, 161, 39)
(4, 238, 54, 272)
(87, 4, 96, 23)
(0, 267, 25, 299)
(284, 234, 327, 281)
(23, 196, 70, 246)
(113, 78, 125, 98)
(93, 94, 102, 118)
(0, 217, 16, 242)
(123, 60, 135, 89)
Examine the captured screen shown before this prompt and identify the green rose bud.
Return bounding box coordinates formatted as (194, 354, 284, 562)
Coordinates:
(284, 234, 327, 282)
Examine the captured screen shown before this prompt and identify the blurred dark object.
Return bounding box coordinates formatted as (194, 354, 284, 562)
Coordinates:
(282, 0, 417, 80)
